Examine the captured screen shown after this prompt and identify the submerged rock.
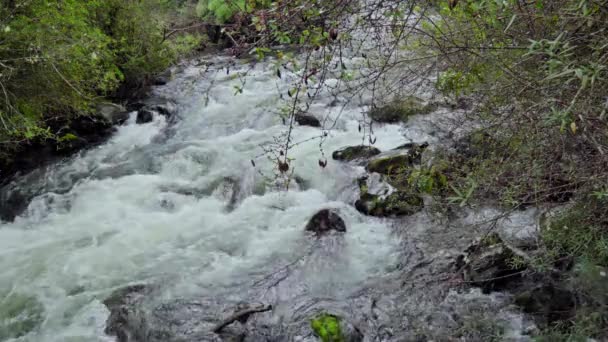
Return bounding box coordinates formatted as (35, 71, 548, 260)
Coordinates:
(368, 96, 435, 123)
(332, 145, 381, 162)
(305, 209, 347, 235)
(136, 109, 154, 124)
(294, 113, 321, 127)
(0, 190, 30, 222)
(456, 233, 528, 293)
(104, 285, 151, 342)
(0, 293, 45, 340)
(514, 284, 575, 325)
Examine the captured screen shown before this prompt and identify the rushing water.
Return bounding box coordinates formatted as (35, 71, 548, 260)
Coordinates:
(0, 55, 536, 341)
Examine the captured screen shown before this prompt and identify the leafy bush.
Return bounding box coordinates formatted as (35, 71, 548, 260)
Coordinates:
(0, 0, 201, 149)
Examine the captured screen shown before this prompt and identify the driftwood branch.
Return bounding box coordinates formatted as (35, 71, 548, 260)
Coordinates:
(212, 304, 272, 333)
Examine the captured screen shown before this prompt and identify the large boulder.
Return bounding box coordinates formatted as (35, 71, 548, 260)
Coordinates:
(305, 209, 347, 236)
(136, 109, 154, 124)
(366, 143, 427, 175)
(513, 284, 575, 326)
(104, 285, 151, 342)
(455, 233, 528, 293)
(368, 96, 435, 123)
(354, 174, 423, 217)
(332, 145, 381, 162)
(294, 113, 321, 127)
(97, 103, 130, 125)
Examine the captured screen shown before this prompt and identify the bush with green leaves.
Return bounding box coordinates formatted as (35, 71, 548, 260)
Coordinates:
(0, 0, 202, 154)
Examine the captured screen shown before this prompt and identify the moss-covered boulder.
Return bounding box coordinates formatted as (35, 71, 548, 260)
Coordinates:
(355, 190, 423, 217)
(355, 175, 423, 217)
(332, 145, 381, 162)
(366, 143, 427, 175)
(368, 96, 436, 123)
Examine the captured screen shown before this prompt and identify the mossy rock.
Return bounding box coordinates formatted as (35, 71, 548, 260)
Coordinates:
(311, 314, 344, 342)
(366, 154, 412, 175)
(355, 191, 423, 217)
(366, 143, 427, 175)
(368, 96, 435, 123)
(332, 145, 381, 162)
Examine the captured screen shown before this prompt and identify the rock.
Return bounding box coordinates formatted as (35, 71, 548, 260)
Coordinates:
(136, 109, 154, 124)
(294, 113, 321, 127)
(153, 69, 172, 86)
(332, 145, 381, 162)
(456, 233, 528, 293)
(97, 103, 129, 125)
(368, 96, 435, 123)
(0, 190, 30, 222)
(354, 174, 423, 217)
(513, 284, 575, 325)
(355, 189, 423, 217)
(366, 143, 427, 175)
(211, 177, 241, 211)
(305, 209, 347, 235)
(103, 285, 151, 342)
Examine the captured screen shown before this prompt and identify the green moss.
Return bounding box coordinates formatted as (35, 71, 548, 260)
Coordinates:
(367, 191, 424, 217)
(367, 155, 412, 175)
(311, 313, 344, 342)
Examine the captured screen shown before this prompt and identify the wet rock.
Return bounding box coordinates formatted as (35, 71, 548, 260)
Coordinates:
(294, 113, 321, 127)
(0, 114, 115, 190)
(211, 177, 242, 211)
(355, 189, 423, 217)
(513, 284, 575, 325)
(366, 143, 427, 175)
(368, 96, 435, 123)
(305, 209, 347, 235)
(153, 69, 172, 86)
(0, 190, 30, 222)
(136, 109, 154, 124)
(456, 233, 528, 293)
(355, 173, 424, 217)
(104, 285, 151, 342)
(97, 103, 130, 125)
(354, 174, 423, 217)
(332, 145, 381, 162)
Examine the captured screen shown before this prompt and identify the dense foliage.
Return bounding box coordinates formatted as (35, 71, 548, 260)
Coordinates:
(0, 0, 202, 157)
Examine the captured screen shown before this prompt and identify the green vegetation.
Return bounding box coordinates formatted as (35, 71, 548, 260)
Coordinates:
(310, 313, 344, 342)
(407, 0, 608, 338)
(0, 0, 202, 166)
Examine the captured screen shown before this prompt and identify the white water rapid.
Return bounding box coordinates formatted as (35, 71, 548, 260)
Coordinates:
(0, 54, 536, 341)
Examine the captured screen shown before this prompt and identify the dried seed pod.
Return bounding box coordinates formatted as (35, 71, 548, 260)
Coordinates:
(329, 28, 339, 41)
(278, 160, 289, 173)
